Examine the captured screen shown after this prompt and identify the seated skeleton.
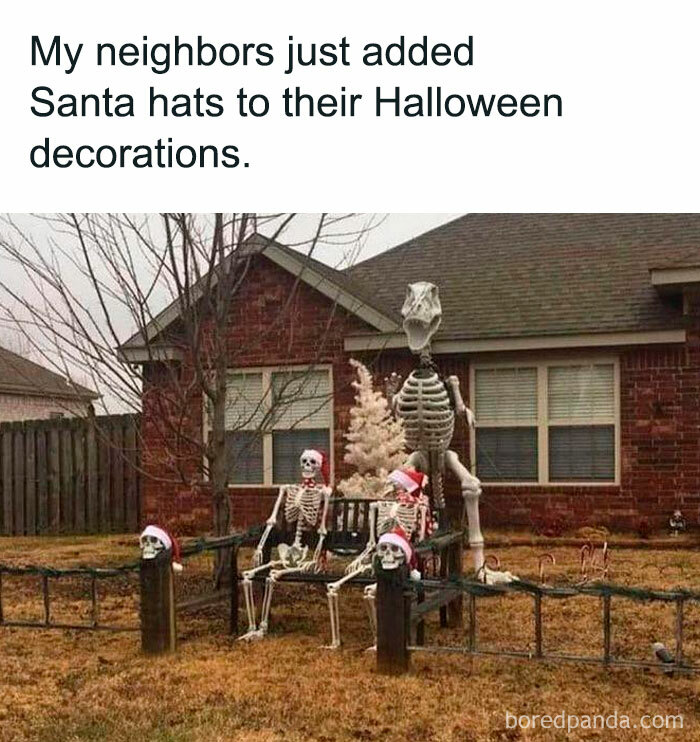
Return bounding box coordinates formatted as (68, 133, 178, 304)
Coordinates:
(239, 448, 331, 641)
(325, 467, 429, 649)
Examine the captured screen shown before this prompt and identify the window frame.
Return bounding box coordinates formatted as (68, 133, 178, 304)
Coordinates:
(469, 355, 620, 486)
(202, 363, 334, 489)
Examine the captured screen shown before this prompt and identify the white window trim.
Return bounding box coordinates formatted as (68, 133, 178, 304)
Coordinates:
(202, 363, 334, 489)
(469, 356, 620, 486)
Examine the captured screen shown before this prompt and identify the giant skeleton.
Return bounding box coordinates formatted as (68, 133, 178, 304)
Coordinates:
(387, 282, 485, 571)
(239, 449, 331, 641)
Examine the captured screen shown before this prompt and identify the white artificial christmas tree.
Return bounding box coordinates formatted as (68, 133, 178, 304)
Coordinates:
(337, 359, 406, 498)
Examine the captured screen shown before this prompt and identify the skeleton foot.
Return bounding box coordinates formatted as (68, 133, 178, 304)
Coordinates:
(237, 627, 267, 642)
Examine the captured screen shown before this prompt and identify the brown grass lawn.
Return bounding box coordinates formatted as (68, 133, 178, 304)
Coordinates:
(1, 534, 700, 741)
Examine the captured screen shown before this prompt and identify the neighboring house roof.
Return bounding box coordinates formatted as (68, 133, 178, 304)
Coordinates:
(346, 214, 700, 342)
(0, 346, 98, 400)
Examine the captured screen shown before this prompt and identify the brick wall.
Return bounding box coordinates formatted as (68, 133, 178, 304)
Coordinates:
(140, 257, 700, 536)
(0, 393, 89, 422)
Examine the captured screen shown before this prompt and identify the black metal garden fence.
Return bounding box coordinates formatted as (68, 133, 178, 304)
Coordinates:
(373, 567, 700, 675)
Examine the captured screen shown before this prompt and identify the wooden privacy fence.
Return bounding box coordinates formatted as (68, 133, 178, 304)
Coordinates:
(0, 414, 140, 536)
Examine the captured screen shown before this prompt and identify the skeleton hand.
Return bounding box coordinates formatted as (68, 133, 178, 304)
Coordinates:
(464, 407, 476, 428)
(345, 549, 372, 575)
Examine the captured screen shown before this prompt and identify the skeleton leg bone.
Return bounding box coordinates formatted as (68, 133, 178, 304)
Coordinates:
(445, 449, 484, 571)
(324, 564, 373, 649)
(238, 560, 283, 641)
(363, 583, 377, 651)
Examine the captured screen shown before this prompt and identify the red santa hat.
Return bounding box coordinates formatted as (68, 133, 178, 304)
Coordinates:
(387, 467, 427, 494)
(377, 525, 420, 576)
(301, 448, 330, 485)
(140, 524, 183, 573)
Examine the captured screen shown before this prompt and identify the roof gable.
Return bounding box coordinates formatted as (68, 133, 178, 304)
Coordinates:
(120, 234, 399, 355)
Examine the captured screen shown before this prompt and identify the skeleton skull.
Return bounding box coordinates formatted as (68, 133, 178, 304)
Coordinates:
(376, 540, 407, 570)
(300, 449, 322, 480)
(401, 282, 442, 353)
(140, 532, 167, 559)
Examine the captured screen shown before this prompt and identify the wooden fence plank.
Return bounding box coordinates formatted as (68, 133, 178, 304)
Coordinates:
(124, 418, 139, 532)
(86, 416, 98, 533)
(36, 424, 48, 534)
(61, 425, 74, 532)
(13, 423, 25, 536)
(112, 420, 125, 531)
(2, 430, 12, 535)
(48, 425, 61, 534)
(98, 420, 111, 532)
(73, 420, 86, 533)
(25, 422, 36, 536)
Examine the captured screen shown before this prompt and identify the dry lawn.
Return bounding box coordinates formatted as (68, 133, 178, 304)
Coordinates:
(1, 534, 700, 741)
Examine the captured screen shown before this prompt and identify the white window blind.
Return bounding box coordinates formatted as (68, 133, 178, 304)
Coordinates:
(475, 367, 537, 423)
(271, 370, 331, 430)
(548, 364, 614, 421)
(224, 372, 265, 430)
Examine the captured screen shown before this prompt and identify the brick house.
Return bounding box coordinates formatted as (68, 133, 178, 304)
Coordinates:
(120, 214, 700, 534)
(0, 346, 98, 422)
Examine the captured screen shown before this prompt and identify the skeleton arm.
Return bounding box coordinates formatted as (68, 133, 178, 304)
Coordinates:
(384, 373, 402, 415)
(253, 486, 287, 567)
(446, 375, 475, 428)
(344, 501, 379, 574)
(312, 486, 332, 568)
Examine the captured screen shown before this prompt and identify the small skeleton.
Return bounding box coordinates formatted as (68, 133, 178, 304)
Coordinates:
(325, 469, 428, 649)
(239, 449, 331, 640)
(386, 282, 484, 570)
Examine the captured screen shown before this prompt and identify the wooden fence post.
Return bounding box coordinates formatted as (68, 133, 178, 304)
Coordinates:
(139, 550, 177, 654)
(376, 562, 410, 675)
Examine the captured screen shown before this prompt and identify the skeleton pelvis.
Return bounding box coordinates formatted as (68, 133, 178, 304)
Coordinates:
(277, 543, 308, 566)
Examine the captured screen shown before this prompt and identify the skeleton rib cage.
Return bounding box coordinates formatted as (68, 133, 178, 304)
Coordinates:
(375, 500, 421, 539)
(283, 485, 324, 535)
(396, 370, 454, 454)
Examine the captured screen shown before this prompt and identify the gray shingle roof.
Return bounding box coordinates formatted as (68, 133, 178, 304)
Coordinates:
(0, 347, 98, 400)
(346, 214, 700, 340)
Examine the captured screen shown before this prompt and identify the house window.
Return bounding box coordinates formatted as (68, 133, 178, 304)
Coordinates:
(472, 360, 618, 484)
(210, 366, 332, 486)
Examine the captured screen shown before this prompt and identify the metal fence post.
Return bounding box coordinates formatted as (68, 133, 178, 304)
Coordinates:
(376, 562, 410, 675)
(447, 539, 463, 628)
(139, 549, 177, 654)
(602, 594, 611, 665)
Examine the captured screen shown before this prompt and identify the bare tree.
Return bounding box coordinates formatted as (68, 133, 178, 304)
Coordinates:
(0, 213, 380, 541)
